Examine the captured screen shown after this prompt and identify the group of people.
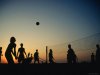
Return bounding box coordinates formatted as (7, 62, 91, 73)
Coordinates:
(67, 44, 100, 64)
(4, 37, 37, 64)
(0, 37, 100, 64)
(1, 37, 55, 64)
(91, 44, 100, 64)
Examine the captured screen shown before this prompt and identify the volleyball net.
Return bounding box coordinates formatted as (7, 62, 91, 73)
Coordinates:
(48, 33, 100, 63)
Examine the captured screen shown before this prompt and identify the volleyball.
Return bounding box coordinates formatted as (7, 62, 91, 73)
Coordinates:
(36, 22, 40, 25)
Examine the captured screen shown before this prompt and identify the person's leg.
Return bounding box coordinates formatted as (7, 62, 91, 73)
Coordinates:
(67, 58, 71, 64)
(0, 55, 1, 63)
(18, 59, 21, 63)
(5, 54, 14, 64)
(74, 58, 76, 63)
(34, 59, 36, 63)
(70, 59, 72, 64)
(38, 59, 39, 63)
(7, 56, 14, 64)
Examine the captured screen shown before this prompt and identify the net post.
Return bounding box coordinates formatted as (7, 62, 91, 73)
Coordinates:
(46, 46, 48, 64)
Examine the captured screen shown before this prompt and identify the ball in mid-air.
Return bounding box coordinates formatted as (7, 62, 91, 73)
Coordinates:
(36, 22, 40, 26)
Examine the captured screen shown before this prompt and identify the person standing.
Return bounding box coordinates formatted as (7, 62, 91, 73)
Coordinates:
(17, 43, 27, 63)
(34, 49, 39, 64)
(0, 47, 3, 63)
(49, 49, 54, 63)
(67, 44, 77, 64)
(91, 53, 95, 63)
(96, 44, 100, 63)
(5, 37, 17, 64)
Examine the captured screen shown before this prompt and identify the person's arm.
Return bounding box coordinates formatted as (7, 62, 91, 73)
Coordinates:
(14, 44, 17, 59)
(38, 53, 39, 58)
(37, 53, 39, 58)
(52, 55, 54, 60)
(24, 49, 27, 58)
(17, 49, 19, 58)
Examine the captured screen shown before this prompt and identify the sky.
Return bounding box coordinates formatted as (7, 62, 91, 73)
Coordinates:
(0, 0, 100, 63)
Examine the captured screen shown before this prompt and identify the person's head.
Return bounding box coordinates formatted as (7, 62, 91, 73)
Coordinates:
(0, 47, 2, 50)
(50, 49, 52, 53)
(20, 43, 23, 47)
(92, 53, 94, 55)
(96, 44, 99, 48)
(10, 37, 16, 43)
(68, 44, 71, 49)
(36, 49, 38, 52)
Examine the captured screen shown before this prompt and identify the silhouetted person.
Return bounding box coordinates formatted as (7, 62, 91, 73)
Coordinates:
(28, 52, 30, 58)
(49, 49, 54, 63)
(96, 44, 100, 63)
(5, 37, 17, 64)
(0, 47, 3, 63)
(91, 53, 95, 63)
(17, 43, 27, 63)
(31, 54, 33, 58)
(67, 44, 77, 64)
(34, 49, 39, 63)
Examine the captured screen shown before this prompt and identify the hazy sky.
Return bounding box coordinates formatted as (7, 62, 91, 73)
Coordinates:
(0, 0, 100, 63)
